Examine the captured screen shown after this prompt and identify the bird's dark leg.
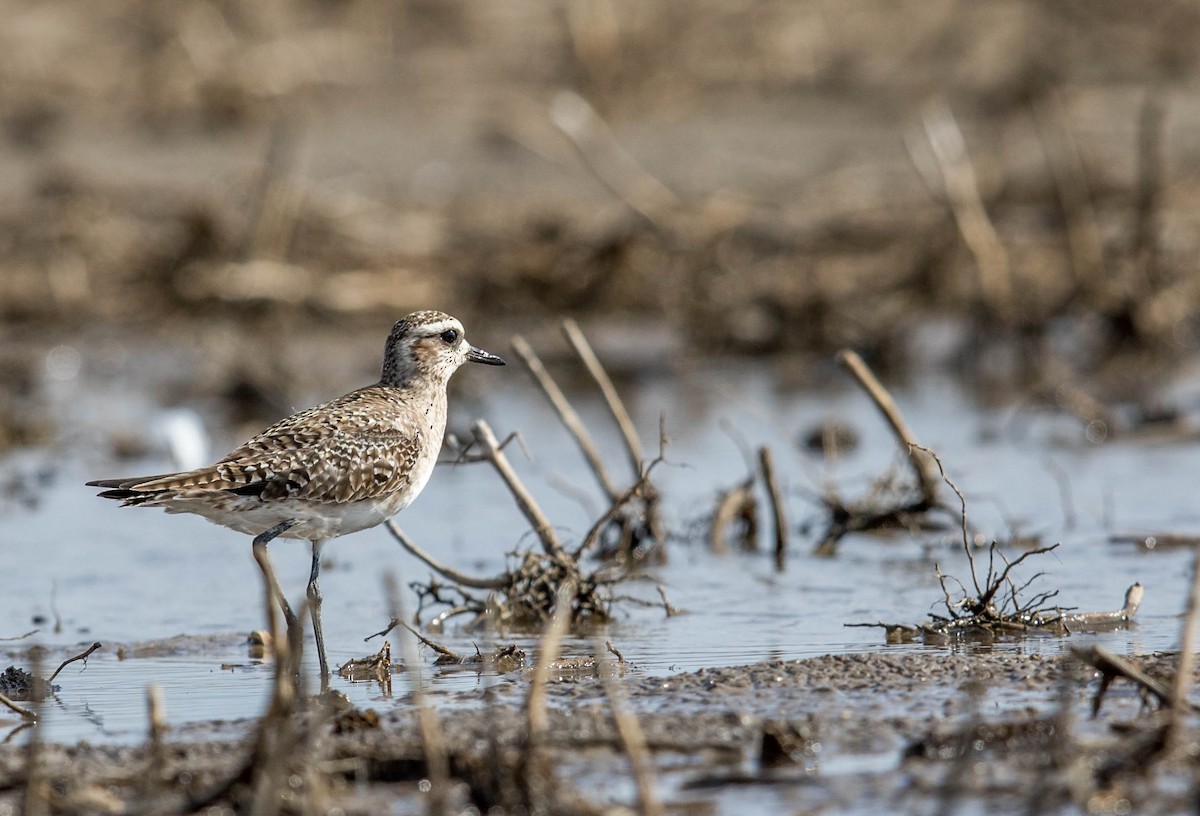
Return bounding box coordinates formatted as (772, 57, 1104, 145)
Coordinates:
(307, 539, 329, 685)
(251, 520, 298, 634)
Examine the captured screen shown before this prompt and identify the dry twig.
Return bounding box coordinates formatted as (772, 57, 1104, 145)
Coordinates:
(759, 446, 788, 571)
(595, 638, 664, 816)
(562, 318, 646, 479)
(472, 419, 566, 559)
(386, 572, 450, 811)
(511, 334, 620, 500)
(47, 641, 101, 684)
(1167, 540, 1200, 754)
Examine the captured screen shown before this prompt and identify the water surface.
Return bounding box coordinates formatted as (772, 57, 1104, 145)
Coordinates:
(2, 346, 1196, 743)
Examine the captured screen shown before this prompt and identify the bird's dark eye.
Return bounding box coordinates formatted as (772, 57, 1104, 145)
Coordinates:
(440, 329, 459, 344)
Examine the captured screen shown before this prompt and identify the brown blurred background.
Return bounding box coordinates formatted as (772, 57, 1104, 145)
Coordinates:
(2, 0, 1199, 447)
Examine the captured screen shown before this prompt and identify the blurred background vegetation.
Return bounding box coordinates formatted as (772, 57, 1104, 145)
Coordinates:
(2, 0, 1199, 428)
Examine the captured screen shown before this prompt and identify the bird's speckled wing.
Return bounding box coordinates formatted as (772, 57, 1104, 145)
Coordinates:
(127, 387, 431, 504)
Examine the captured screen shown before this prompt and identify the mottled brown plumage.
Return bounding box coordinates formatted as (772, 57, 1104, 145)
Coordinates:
(88, 309, 505, 677)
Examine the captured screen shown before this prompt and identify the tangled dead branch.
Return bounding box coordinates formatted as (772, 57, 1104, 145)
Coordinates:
(394, 418, 670, 631)
(513, 320, 665, 563)
(847, 444, 1142, 642)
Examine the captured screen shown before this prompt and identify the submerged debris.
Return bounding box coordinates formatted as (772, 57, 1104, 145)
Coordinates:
(0, 666, 56, 700)
(367, 620, 527, 674)
(338, 641, 397, 683)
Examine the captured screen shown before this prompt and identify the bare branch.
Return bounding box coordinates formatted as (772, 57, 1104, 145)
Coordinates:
(837, 349, 939, 507)
(387, 522, 512, 589)
(511, 334, 620, 500)
(562, 318, 645, 480)
(472, 420, 566, 559)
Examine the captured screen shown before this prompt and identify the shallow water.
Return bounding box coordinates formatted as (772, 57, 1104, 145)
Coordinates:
(2, 344, 1198, 745)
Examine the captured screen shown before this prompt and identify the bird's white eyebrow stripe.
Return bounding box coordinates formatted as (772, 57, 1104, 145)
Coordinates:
(416, 319, 461, 336)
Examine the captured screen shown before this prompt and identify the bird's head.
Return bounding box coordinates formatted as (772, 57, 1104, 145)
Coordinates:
(380, 310, 505, 387)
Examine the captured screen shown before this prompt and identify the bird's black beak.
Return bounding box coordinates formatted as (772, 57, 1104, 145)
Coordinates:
(467, 345, 506, 366)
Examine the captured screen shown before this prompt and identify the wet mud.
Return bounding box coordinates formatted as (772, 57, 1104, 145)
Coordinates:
(1, 648, 1194, 815)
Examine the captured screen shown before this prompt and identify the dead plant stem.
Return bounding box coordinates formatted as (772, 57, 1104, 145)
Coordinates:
(758, 446, 788, 571)
(562, 318, 646, 479)
(47, 641, 101, 683)
(471, 420, 566, 559)
(1168, 540, 1200, 754)
(386, 573, 450, 814)
(837, 349, 940, 507)
(594, 638, 665, 816)
(527, 581, 575, 743)
(388, 522, 512, 589)
(511, 334, 620, 500)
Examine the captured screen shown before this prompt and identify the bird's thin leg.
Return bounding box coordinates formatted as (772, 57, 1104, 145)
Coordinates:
(308, 539, 329, 684)
(251, 520, 298, 633)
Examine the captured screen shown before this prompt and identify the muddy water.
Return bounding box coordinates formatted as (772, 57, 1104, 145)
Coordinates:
(1, 340, 1196, 744)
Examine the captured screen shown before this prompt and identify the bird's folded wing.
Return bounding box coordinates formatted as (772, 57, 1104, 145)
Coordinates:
(101, 390, 427, 504)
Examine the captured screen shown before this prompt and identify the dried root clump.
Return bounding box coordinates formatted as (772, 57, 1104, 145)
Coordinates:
(848, 442, 1143, 644)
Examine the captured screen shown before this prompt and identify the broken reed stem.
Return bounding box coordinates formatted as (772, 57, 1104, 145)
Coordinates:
(922, 99, 1013, 317)
(511, 334, 621, 501)
(0, 692, 35, 720)
(758, 447, 788, 571)
(47, 641, 102, 684)
(1034, 93, 1105, 287)
(527, 581, 575, 744)
(548, 90, 679, 233)
(1076, 645, 1185, 715)
(388, 522, 512, 590)
(385, 572, 450, 812)
(594, 638, 665, 816)
(837, 349, 940, 507)
(562, 319, 646, 479)
(23, 650, 45, 816)
(245, 115, 306, 262)
(146, 682, 167, 787)
(471, 419, 566, 559)
(573, 460, 661, 559)
(1168, 540, 1200, 755)
(248, 554, 302, 816)
(0, 629, 39, 641)
(709, 479, 753, 553)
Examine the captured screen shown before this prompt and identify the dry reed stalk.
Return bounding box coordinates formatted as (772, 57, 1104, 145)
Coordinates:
(921, 100, 1013, 316)
(548, 90, 678, 232)
(386, 572, 451, 814)
(758, 446, 788, 571)
(562, 318, 646, 479)
(388, 522, 512, 589)
(471, 420, 566, 559)
(837, 350, 939, 507)
(511, 334, 620, 500)
(594, 638, 664, 816)
(48, 641, 101, 683)
(1167, 540, 1200, 755)
(527, 581, 575, 743)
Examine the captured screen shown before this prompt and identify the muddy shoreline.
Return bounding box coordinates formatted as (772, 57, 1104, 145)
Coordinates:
(0, 647, 1189, 814)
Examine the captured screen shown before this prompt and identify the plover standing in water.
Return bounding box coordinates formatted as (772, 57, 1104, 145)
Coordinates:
(88, 310, 505, 678)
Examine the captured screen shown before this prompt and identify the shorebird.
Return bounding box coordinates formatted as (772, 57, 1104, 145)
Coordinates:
(88, 310, 505, 678)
